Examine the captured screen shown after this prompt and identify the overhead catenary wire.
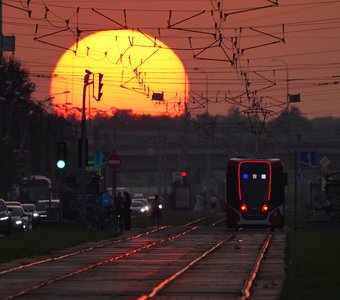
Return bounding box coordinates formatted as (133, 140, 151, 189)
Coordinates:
(3, 0, 340, 119)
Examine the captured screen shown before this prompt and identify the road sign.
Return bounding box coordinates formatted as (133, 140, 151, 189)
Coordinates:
(172, 172, 182, 183)
(319, 156, 330, 168)
(300, 151, 316, 167)
(94, 151, 110, 167)
(107, 153, 122, 170)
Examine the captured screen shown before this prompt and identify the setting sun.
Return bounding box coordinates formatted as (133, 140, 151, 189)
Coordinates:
(50, 29, 189, 118)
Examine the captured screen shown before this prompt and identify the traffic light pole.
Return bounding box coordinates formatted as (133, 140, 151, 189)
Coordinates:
(80, 70, 92, 225)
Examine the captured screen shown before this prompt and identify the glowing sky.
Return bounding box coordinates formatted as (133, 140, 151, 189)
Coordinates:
(3, 0, 340, 118)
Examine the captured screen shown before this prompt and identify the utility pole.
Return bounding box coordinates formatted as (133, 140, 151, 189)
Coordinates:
(80, 70, 104, 225)
(80, 70, 92, 225)
(1, 0, 3, 67)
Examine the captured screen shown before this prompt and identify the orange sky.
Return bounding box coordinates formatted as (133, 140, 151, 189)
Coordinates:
(3, 0, 340, 119)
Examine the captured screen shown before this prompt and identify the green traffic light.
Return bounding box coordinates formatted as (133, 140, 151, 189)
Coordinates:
(56, 159, 66, 169)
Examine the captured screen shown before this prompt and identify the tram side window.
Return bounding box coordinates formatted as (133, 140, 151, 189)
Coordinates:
(226, 170, 238, 201)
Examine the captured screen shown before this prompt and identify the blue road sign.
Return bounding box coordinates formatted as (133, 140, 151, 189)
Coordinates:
(300, 151, 316, 167)
(94, 151, 110, 167)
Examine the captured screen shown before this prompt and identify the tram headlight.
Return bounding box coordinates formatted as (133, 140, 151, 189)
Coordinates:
(261, 204, 269, 213)
(240, 204, 248, 213)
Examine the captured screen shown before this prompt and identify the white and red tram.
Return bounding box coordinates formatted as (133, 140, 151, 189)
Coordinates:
(226, 158, 287, 229)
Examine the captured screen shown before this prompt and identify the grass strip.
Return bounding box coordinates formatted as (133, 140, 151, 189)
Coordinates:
(0, 223, 118, 263)
(281, 227, 340, 299)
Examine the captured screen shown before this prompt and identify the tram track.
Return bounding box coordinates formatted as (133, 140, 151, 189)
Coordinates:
(0, 214, 222, 299)
(136, 230, 274, 299)
(0, 213, 282, 299)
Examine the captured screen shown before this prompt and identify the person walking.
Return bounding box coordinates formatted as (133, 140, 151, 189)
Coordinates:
(151, 194, 162, 227)
(123, 191, 132, 230)
(115, 191, 125, 231)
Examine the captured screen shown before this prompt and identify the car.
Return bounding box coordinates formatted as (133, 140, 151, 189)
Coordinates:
(5, 201, 23, 207)
(22, 203, 41, 227)
(7, 205, 31, 231)
(36, 199, 62, 222)
(0, 199, 11, 234)
(131, 199, 151, 213)
(133, 193, 145, 199)
(130, 200, 149, 215)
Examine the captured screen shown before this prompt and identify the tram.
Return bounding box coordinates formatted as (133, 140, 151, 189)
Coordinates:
(226, 158, 287, 229)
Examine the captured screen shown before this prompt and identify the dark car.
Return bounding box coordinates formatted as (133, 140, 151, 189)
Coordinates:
(7, 205, 31, 231)
(36, 199, 62, 222)
(0, 199, 11, 234)
(22, 203, 41, 228)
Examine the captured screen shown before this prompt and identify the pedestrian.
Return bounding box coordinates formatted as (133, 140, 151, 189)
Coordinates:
(96, 189, 114, 229)
(151, 194, 162, 227)
(210, 196, 218, 210)
(123, 191, 132, 230)
(115, 191, 125, 230)
(194, 194, 202, 212)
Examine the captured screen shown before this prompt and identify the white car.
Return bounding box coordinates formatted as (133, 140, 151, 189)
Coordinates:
(130, 200, 149, 215)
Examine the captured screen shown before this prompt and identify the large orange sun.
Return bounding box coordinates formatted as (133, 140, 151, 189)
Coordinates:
(50, 29, 189, 118)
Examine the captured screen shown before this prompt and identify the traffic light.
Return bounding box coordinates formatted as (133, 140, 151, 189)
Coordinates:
(56, 141, 67, 169)
(93, 73, 104, 101)
(181, 171, 188, 185)
(98, 73, 104, 101)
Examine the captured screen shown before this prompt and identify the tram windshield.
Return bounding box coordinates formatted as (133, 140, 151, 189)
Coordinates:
(239, 162, 270, 205)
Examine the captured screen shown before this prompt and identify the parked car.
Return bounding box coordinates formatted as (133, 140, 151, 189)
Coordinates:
(36, 199, 62, 222)
(5, 201, 23, 207)
(0, 199, 11, 234)
(7, 205, 31, 231)
(22, 203, 41, 227)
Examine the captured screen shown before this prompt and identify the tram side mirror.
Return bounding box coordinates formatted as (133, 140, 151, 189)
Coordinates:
(283, 173, 288, 186)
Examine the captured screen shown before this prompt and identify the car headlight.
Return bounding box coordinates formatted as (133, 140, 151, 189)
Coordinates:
(33, 212, 39, 218)
(141, 208, 145, 212)
(0, 216, 9, 221)
(158, 204, 163, 209)
(15, 220, 22, 225)
(144, 206, 149, 211)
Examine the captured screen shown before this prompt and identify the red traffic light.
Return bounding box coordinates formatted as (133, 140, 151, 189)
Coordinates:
(181, 171, 187, 177)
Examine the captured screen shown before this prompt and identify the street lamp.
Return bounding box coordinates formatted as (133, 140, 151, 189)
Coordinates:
(194, 67, 209, 113)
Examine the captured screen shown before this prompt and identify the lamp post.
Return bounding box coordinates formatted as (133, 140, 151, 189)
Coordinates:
(272, 58, 289, 109)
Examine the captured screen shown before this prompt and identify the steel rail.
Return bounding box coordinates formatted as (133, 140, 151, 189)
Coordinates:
(184, 216, 207, 226)
(211, 217, 226, 226)
(137, 239, 226, 300)
(0, 225, 171, 276)
(2, 226, 199, 300)
(240, 232, 273, 300)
